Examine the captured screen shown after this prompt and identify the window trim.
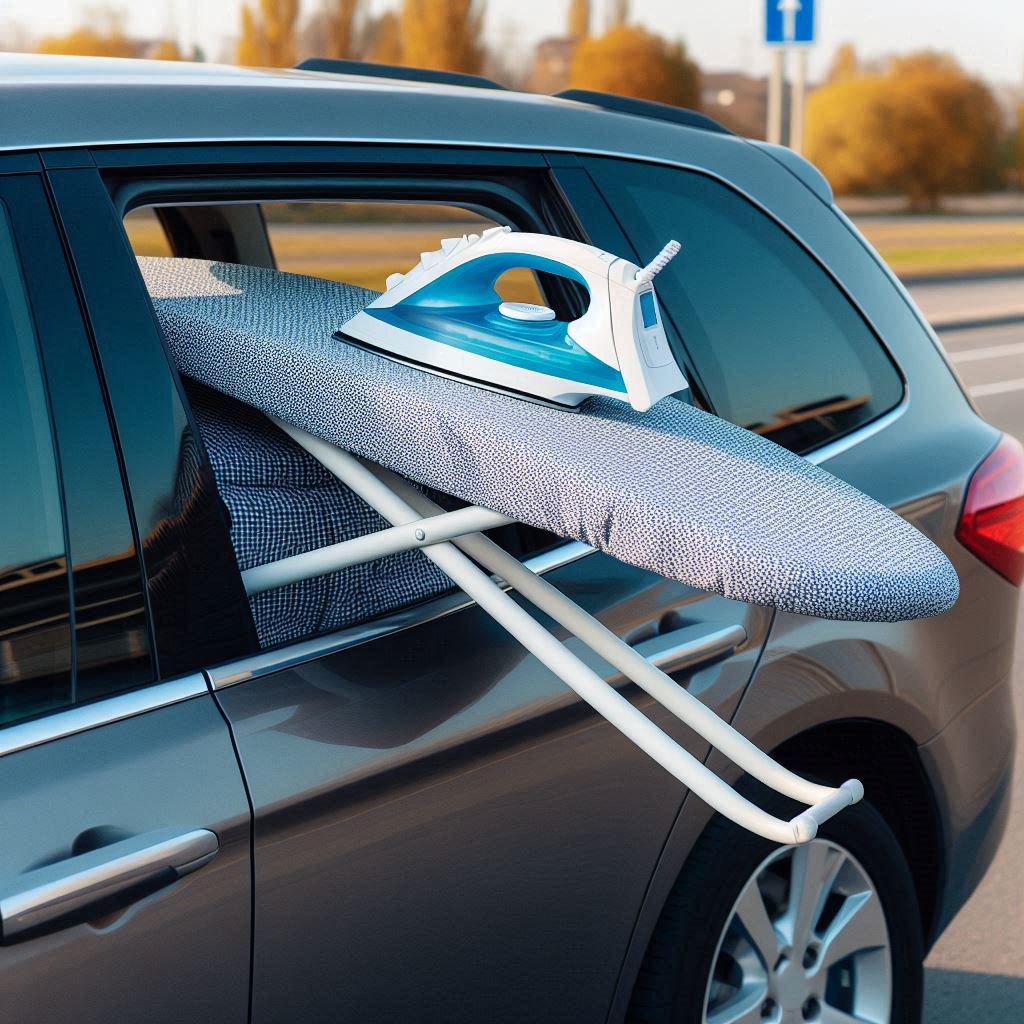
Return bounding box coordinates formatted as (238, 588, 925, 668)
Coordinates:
(0, 673, 208, 758)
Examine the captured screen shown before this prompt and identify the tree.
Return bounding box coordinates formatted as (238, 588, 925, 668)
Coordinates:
(569, 24, 700, 109)
(149, 39, 183, 61)
(608, 0, 629, 27)
(826, 42, 858, 84)
(236, 0, 299, 67)
(36, 9, 136, 58)
(399, 0, 486, 75)
(363, 11, 402, 64)
(324, 0, 364, 60)
(805, 50, 1002, 208)
(567, 0, 590, 38)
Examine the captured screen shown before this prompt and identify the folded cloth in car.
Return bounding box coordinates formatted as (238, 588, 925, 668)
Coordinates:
(185, 379, 453, 647)
(141, 255, 959, 623)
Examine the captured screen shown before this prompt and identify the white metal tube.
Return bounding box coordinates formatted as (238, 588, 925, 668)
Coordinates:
(380, 471, 836, 806)
(767, 48, 785, 145)
(241, 504, 513, 595)
(790, 48, 807, 154)
(273, 419, 843, 844)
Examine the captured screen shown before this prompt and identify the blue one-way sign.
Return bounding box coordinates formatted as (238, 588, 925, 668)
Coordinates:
(765, 0, 815, 45)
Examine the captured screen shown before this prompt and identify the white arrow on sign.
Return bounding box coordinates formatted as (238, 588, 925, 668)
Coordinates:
(777, 0, 802, 43)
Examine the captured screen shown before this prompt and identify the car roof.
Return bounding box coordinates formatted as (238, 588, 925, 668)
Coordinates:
(0, 52, 750, 164)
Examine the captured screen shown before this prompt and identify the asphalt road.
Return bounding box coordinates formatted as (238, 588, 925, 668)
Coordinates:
(906, 276, 1024, 1022)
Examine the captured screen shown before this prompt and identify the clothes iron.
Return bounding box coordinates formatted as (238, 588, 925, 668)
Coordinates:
(337, 226, 688, 412)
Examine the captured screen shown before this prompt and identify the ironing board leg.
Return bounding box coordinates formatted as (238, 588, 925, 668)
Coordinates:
(375, 467, 848, 809)
(272, 418, 861, 845)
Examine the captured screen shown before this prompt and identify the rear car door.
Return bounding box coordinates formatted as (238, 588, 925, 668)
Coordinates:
(96, 142, 774, 1023)
(0, 165, 250, 1023)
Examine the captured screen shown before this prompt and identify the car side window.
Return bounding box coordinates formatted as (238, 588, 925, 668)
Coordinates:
(122, 193, 559, 654)
(584, 157, 904, 454)
(0, 202, 73, 726)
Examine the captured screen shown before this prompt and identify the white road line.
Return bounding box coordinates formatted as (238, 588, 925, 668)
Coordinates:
(970, 377, 1024, 398)
(949, 341, 1024, 364)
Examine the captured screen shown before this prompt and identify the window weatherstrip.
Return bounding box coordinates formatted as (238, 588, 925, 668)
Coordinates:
(0, 674, 208, 759)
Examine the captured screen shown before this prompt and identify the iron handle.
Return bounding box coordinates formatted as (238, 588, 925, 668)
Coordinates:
(0, 827, 219, 940)
(631, 623, 747, 675)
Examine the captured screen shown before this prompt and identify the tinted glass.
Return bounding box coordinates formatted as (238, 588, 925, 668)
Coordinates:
(0, 203, 72, 725)
(586, 158, 904, 453)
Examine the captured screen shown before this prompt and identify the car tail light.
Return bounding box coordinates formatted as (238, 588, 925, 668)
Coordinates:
(957, 434, 1024, 585)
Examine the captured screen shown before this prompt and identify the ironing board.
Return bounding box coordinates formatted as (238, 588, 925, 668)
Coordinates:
(141, 255, 960, 845)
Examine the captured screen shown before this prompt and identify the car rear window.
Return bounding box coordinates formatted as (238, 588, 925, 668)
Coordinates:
(585, 157, 904, 454)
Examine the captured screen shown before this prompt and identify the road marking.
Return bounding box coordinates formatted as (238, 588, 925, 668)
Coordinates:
(949, 341, 1024, 364)
(970, 376, 1024, 398)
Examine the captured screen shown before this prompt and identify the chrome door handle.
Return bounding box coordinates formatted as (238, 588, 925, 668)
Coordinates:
(0, 828, 219, 940)
(630, 623, 747, 675)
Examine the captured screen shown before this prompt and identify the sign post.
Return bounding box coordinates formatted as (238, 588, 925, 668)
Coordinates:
(764, 0, 815, 152)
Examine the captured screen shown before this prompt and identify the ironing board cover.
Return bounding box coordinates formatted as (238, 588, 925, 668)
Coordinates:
(141, 256, 959, 623)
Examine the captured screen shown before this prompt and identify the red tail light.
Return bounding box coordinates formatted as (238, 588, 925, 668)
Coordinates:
(957, 434, 1024, 586)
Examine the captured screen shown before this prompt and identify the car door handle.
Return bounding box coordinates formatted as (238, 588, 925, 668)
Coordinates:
(0, 828, 219, 940)
(630, 623, 747, 676)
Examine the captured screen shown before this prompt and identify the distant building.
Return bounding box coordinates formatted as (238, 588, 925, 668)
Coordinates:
(701, 71, 768, 139)
(528, 36, 579, 94)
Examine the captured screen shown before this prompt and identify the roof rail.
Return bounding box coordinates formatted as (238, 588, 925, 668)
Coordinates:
(294, 58, 507, 91)
(553, 89, 733, 135)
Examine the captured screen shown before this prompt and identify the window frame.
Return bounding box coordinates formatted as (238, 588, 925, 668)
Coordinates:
(0, 169, 159, 728)
(96, 142, 594, 666)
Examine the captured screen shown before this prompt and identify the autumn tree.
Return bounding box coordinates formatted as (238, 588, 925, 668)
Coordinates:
(567, 0, 590, 38)
(569, 24, 700, 109)
(608, 0, 629, 27)
(399, 0, 486, 75)
(363, 11, 402, 64)
(805, 50, 1002, 209)
(36, 8, 136, 58)
(237, 0, 299, 67)
(826, 42, 857, 84)
(324, 0, 363, 60)
(149, 39, 183, 61)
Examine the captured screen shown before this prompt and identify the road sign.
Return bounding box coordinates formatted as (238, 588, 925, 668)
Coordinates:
(765, 0, 815, 46)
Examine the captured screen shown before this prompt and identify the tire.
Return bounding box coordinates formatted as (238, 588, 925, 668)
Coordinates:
(627, 785, 924, 1024)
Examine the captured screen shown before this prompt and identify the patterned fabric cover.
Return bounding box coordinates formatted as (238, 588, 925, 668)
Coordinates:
(186, 380, 452, 647)
(143, 256, 960, 623)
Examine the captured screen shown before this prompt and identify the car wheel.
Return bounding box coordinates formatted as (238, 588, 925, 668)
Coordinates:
(628, 792, 923, 1024)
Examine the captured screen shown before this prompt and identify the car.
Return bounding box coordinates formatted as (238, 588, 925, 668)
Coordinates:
(0, 53, 1019, 1024)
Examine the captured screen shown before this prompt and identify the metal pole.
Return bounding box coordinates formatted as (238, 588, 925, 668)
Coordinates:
(767, 47, 785, 145)
(790, 47, 807, 153)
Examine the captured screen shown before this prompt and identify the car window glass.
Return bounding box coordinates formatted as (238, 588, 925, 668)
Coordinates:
(261, 200, 545, 303)
(123, 206, 173, 257)
(0, 202, 73, 725)
(585, 158, 904, 454)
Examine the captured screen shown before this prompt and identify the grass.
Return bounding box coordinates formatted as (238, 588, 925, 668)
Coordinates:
(124, 208, 1024, 286)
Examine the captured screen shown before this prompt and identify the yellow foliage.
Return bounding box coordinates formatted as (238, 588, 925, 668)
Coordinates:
(36, 26, 136, 58)
(399, 0, 486, 75)
(325, 0, 363, 60)
(567, 0, 590, 38)
(569, 24, 700, 109)
(825, 43, 857, 84)
(237, 0, 299, 67)
(805, 50, 1002, 208)
(363, 12, 403, 64)
(149, 39, 183, 61)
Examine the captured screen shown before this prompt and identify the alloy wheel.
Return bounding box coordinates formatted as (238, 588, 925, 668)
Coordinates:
(702, 839, 891, 1024)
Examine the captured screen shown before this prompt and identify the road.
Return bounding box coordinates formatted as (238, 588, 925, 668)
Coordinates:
(906, 275, 1024, 1022)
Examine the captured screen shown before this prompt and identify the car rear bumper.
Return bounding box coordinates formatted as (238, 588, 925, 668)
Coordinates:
(919, 669, 1017, 946)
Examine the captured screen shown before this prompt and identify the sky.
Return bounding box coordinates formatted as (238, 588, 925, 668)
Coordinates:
(1, 0, 1022, 85)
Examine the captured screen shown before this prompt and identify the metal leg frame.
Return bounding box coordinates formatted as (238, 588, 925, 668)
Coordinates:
(258, 417, 862, 845)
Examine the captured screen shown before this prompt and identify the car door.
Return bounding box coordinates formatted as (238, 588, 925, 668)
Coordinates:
(92, 142, 775, 1023)
(0, 166, 251, 1023)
